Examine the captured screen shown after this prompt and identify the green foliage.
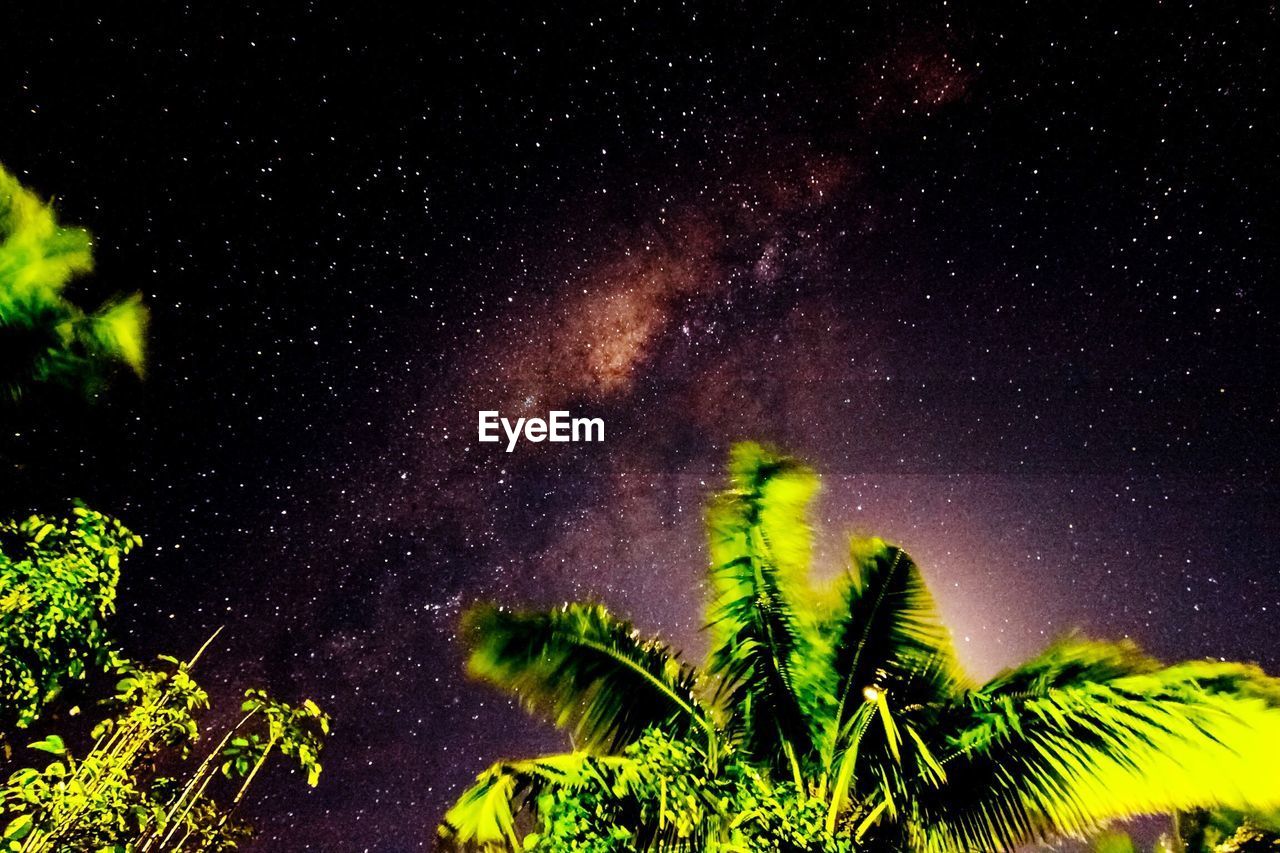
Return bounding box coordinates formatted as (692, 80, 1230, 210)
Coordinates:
(1212, 822, 1280, 853)
(464, 604, 707, 753)
(918, 648, 1280, 851)
(442, 442, 1280, 852)
(448, 731, 857, 853)
(0, 506, 138, 730)
(0, 505, 331, 850)
(823, 537, 964, 728)
(522, 732, 733, 853)
(705, 444, 820, 771)
(443, 751, 644, 850)
(1175, 809, 1280, 853)
(0, 163, 148, 401)
(1, 655, 233, 852)
(231, 690, 331, 787)
(1, 650, 331, 852)
(529, 788, 634, 853)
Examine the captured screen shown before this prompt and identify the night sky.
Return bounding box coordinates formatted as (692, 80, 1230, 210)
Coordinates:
(2, 3, 1277, 850)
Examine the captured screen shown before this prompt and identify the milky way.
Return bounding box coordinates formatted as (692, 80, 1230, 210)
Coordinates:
(2, 4, 1277, 850)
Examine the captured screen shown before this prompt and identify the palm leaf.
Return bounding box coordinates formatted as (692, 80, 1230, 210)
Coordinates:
(819, 539, 966, 763)
(704, 442, 820, 769)
(0, 165, 93, 310)
(463, 603, 709, 753)
(811, 539, 963, 832)
(439, 752, 639, 850)
(0, 164, 147, 400)
(440, 749, 718, 852)
(911, 640, 1280, 852)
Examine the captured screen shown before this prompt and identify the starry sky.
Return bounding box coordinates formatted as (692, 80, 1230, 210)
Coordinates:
(2, 3, 1277, 850)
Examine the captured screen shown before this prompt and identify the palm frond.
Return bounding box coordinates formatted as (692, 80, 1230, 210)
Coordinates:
(820, 539, 967, 757)
(439, 752, 639, 850)
(0, 165, 93, 310)
(813, 540, 964, 833)
(463, 603, 709, 753)
(704, 442, 820, 769)
(979, 633, 1158, 694)
(0, 164, 148, 400)
(912, 640, 1280, 852)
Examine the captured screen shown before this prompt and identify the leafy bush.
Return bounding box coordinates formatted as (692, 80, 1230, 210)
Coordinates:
(0, 507, 331, 851)
(0, 506, 137, 731)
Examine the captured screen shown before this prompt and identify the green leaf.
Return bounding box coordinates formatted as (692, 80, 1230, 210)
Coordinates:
(440, 753, 640, 849)
(28, 734, 65, 755)
(7, 768, 39, 788)
(916, 647, 1280, 851)
(0, 165, 148, 399)
(704, 442, 820, 769)
(464, 602, 708, 752)
(2, 815, 32, 841)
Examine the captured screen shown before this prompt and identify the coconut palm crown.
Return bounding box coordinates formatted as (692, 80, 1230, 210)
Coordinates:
(440, 442, 1280, 851)
(0, 164, 148, 401)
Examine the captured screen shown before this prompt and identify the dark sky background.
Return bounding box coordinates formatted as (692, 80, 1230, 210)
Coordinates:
(2, 3, 1277, 850)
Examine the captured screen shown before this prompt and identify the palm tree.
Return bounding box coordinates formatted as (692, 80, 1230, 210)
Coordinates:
(440, 443, 1280, 851)
(0, 163, 148, 401)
